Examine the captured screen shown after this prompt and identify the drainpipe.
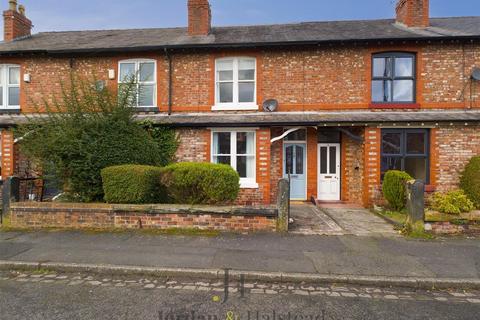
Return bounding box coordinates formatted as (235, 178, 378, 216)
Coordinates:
(164, 48, 173, 115)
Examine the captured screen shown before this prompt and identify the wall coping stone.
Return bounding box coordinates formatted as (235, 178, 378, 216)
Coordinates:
(11, 202, 278, 217)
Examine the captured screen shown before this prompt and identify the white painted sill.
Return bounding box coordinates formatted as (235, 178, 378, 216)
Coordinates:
(211, 104, 259, 111)
(240, 181, 259, 189)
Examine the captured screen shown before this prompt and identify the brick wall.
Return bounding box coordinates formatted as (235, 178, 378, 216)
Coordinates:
(10, 203, 277, 232)
(175, 128, 210, 162)
(342, 130, 364, 204)
(434, 126, 480, 192)
(363, 127, 381, 207)
(270, 128, 283, 202)
(0, 43, 478, 114)
(1, 130, 14, 180)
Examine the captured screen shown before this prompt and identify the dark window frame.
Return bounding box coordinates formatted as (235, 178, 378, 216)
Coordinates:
(371, 52, 416, 104)
(381, 129, 430, 183)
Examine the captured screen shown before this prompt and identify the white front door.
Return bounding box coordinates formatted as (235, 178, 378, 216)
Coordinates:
(317, 143, 341, 201)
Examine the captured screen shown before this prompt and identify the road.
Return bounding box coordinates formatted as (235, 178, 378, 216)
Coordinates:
(1, 270, 479, 320)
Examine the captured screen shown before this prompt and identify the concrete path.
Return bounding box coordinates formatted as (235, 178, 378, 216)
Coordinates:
(290, 204, 397, 236)
(321, 207, 398, 236)
(1, 230, 479, 281)
(289, 204, 343, 235)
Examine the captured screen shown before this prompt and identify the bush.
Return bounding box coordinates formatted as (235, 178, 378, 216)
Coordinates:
(382, 170, 413, 211)
(431, 190, 474, 215)
(17, 75, 178, 202)
(160, 162, 240, 205)
(102, 165, 165, 204)
(460, 156, 480, 209)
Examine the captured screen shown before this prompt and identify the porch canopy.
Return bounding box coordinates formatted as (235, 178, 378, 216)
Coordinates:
(141, 110, 480, 127)
(1, 110, 480, 128)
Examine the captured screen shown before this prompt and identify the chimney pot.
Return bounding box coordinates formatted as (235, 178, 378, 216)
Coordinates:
(396, 0, 430, 28)
(188, 0, 211, 36)
(8, 0, 16, 11)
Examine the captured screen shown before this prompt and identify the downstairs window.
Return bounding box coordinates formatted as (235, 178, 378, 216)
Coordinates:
(381, 129, 430, 183)
(212, 130, 257, 188)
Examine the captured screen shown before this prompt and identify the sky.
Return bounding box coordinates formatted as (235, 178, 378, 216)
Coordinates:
(3, 0, 480, 34)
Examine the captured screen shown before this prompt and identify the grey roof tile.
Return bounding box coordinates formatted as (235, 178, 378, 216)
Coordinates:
(0, 17, 479, 54)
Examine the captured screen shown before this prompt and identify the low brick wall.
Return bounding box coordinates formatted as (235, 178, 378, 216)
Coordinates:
(426, 221, 480, 235)
(10, 202, 278, 232)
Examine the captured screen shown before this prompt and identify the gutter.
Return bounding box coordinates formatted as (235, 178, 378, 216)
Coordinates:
(1, 35, 480, 56)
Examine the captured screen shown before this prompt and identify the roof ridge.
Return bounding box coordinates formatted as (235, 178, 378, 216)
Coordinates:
(37, 26, 187, 35)
(34, 16, 480, 35)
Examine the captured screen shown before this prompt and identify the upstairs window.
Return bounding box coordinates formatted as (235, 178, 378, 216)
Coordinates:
(372, 53, 415, 104)
(0, 65, 20, 109)
(214, 57, 257, 110)
(119, 59, 156, 108)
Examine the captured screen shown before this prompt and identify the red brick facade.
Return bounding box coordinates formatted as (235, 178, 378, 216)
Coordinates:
(0, 0, 479, 209)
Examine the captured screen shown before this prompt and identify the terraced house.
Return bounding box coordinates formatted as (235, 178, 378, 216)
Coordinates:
(0, 0, 479, 207)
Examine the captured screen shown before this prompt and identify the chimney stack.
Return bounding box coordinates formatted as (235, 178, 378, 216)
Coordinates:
(3, 0, 32, 41)
(188, 0, 211, 36)
(396, 0, 429, 28)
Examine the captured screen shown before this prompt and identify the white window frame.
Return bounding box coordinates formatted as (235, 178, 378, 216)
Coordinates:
(118, 59, 157, 108)
(211, 128, 258, 189)
(0, 64, 21, 110)
(213, 57, 258, 111)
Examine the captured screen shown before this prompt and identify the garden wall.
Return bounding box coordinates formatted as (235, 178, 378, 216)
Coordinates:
(9, 202, 278, 232)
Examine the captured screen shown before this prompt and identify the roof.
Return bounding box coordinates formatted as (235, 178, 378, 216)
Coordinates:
(3, 110, 478, 127)
(0, 16, 479, 54)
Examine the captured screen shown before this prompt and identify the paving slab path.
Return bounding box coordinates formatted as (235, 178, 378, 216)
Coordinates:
(289, 204, 397, 236)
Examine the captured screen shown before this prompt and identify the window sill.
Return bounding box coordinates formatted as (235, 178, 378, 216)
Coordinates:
(134, 107, 160, 113)
(212, 104, 259, 111)
(0, 108, 21, 114)
(240, 181, 259, 189)
(369, 103, 420, 109)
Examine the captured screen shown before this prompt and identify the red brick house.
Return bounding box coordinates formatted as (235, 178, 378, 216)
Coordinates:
(0, 0, 479, 207)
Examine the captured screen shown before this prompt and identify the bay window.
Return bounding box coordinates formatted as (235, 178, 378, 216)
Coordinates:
(0, 65, 20, 109)
(381, 129, 429, 183)
(372, 53, 415, 104)
(119, 59, 156, 108)
(214, 57, 257, 110)
(212, 130, 257, 188)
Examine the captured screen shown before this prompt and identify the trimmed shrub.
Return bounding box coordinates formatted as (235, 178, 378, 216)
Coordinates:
(160, 162, 240, 205)
(431, 190, 474, 215)
(102, 165, 165, 204)
(382, 170, 413, 211)
(460, 156, 480, 209)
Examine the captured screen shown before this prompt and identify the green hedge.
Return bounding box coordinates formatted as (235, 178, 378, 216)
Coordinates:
(460, 156, 480, 209)
(160, 162, 240, 205)
(382, 170, 413, 211)
(431, 190, 474, 215)
(101, 165, 165, 204)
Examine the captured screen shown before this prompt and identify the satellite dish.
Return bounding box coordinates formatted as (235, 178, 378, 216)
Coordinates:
(263, 99, 278, 112)
(472, 68, 480, 81)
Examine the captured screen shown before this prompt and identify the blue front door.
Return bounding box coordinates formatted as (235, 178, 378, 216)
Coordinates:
(284, 143, 307, 200)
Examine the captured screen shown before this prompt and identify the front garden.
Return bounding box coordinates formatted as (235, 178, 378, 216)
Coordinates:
(3, 76, 279, 233)
(377, 156, 480, 236)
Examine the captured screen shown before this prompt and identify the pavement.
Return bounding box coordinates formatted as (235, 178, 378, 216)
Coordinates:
(1, 269, 479, 320)
(1, 224, 480, 288)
